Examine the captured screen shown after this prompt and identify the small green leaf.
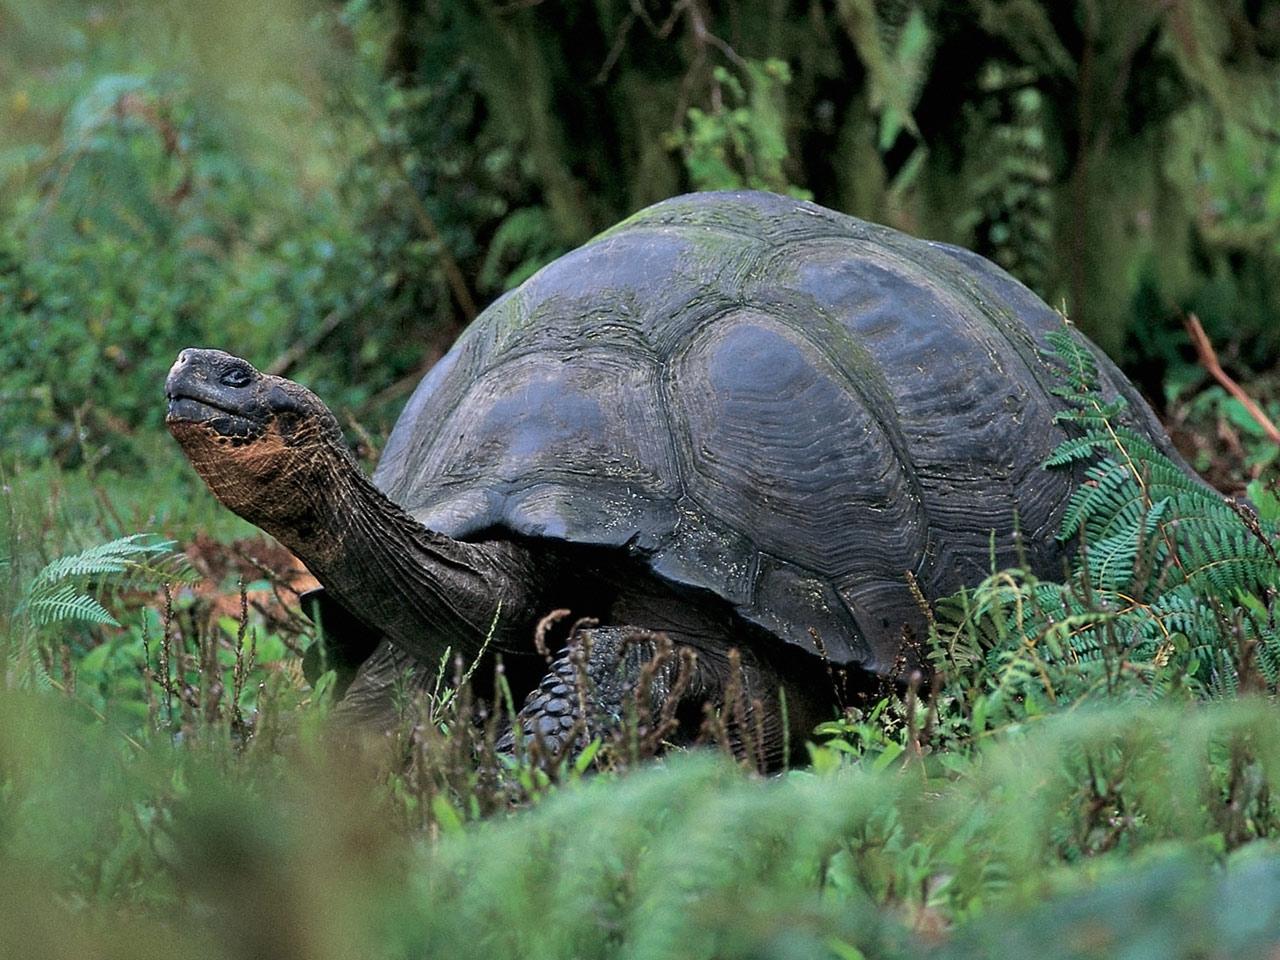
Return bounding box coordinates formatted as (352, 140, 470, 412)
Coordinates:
(1246, 479, 1280, 523)
(78, 641, 113, 676)
(431, 794, 464, 835)
(573, 738, 603, 775)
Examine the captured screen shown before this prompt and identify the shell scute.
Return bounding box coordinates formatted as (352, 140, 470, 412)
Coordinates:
(668, 311, 924, 585)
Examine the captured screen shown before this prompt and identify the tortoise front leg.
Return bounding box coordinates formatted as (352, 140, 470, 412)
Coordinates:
(499, 628, 687, 755)
(504, 627, 810, 767)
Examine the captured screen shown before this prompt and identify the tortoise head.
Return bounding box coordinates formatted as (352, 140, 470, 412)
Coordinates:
(165, 349, 351, 531)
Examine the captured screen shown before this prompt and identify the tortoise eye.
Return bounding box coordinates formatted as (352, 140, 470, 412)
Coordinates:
(221, 367, 252, 388)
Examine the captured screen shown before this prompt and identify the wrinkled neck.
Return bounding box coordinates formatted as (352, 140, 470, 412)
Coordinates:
(270, 461, 543, 662)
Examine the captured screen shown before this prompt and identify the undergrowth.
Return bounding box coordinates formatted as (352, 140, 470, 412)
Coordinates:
(4, 692, 1280, 959)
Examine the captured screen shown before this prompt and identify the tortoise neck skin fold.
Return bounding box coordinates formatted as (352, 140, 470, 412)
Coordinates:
(165, 348, 542, 661)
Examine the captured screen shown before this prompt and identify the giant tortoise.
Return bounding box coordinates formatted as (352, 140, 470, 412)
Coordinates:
(165, 190, 1186, 763)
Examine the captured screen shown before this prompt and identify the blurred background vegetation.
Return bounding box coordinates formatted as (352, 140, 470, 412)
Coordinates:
(3, 0, 1280, 471)
(3, 1, 1280, 957)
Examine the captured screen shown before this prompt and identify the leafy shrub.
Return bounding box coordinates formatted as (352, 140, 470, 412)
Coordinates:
(0, 66, 380, 464)
(670, 59, 812, 198)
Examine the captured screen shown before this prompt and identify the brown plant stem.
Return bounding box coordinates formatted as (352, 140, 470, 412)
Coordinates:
(1183, 312, 1280, 447)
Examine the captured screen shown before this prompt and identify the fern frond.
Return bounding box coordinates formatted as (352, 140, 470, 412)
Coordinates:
(16, 534, 189, 633)
(1041, 330, 1098, 395)
(1043, 435, 1109, 467)
(27, 583, 118, 627)
(31, 534, 176, 586)
(1058, 458, 1135, 540)
(1176, 521, 1278, 599)
(1052, 398, 1128, 424)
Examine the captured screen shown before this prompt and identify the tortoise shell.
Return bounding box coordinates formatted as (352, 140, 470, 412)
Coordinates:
(372, 191, 1171, 671)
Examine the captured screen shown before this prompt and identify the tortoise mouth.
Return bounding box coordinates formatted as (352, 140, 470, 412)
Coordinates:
(166, 393, 260, 438)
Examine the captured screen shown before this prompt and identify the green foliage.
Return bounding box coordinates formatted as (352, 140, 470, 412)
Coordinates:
(478, 207, 566, 292)
(835, 0, 933, 151)
(3, 533, 188, 684)
(23, 535, 187, 626)
(7, 692, 1280, 958)
(672, 59, 812, 199)
(1249, 479, 1280, 524)
(0, 2, 471, 466)
(0, 86, 404, 463)
(0, 453, 310, 740)
(908, 327, 1280, 746)
(1167, 375, 1280, 479)
(953, 64, 1053, 296)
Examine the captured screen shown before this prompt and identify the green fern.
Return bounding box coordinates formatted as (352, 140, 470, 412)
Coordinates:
(929, 326, 1280, 734)
(27, 583, 118, 628)
(31, 534, 169, 587)
(6, 534, 195, 688)
(20, 534, 191, 627)
(956, 63, 1053, 295)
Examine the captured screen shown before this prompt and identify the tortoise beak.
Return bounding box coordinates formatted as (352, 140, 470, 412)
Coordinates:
(165, 350, 198, 402)
(166, 349, 217, 423)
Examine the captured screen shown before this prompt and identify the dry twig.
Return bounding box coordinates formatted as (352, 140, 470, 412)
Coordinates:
(1183, 312, 1280, 446)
